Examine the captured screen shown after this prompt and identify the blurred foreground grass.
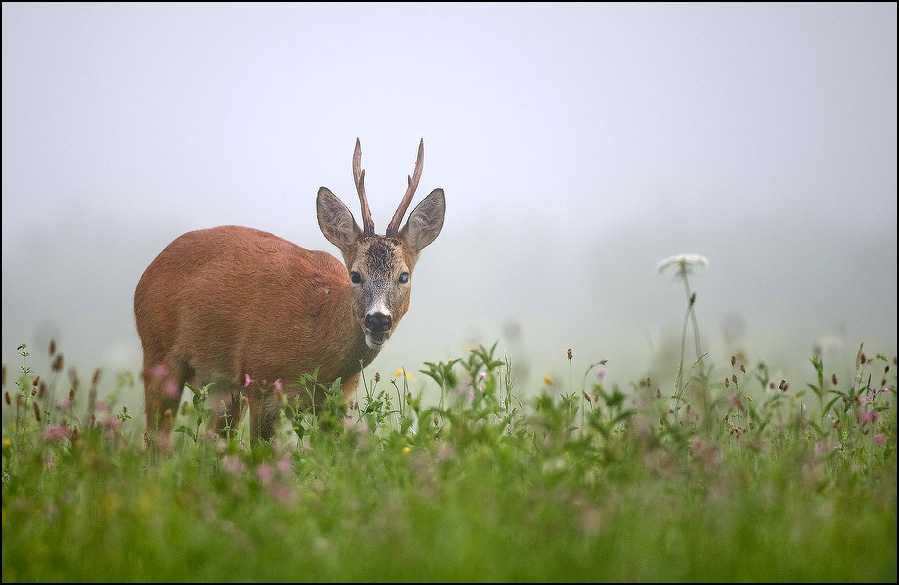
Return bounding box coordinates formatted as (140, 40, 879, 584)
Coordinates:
(2, 340, 896, 582)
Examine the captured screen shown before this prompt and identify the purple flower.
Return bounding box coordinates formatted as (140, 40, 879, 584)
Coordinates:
(244, 374, 252, 388)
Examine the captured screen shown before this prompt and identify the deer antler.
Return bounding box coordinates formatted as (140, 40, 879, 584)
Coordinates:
(386, 139, 424, 237)
(353, 137, 375, 236)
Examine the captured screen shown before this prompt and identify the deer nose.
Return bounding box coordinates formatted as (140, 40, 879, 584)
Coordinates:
(365, 312, 392, 333)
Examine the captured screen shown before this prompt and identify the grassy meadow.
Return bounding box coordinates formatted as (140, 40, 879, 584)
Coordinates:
(2, 260, 896, 582)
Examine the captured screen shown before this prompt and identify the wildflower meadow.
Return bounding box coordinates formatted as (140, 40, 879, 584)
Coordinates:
(2, 254, 896, 582)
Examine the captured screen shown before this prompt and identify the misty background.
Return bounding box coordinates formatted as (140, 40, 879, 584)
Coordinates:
(3, 3, 896, 414)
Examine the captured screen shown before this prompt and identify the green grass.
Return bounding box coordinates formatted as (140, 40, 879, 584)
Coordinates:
(2, 337, 896, 582)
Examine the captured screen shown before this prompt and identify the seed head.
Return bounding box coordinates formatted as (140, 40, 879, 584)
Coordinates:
(657, 253, 709, 274)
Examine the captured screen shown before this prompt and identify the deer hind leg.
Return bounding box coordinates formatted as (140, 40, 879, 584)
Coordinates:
(142, 359, 188, 450)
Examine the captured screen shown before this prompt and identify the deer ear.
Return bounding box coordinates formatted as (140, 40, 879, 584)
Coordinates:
(317, 187, 362, 252)
(400, 188, 445, 252)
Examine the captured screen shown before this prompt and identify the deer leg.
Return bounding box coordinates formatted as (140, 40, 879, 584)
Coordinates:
(246, 381, 282, 443)
(142, 360, 186, 450)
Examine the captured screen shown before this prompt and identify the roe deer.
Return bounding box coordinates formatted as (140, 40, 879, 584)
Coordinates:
(134, 138, 445, 446)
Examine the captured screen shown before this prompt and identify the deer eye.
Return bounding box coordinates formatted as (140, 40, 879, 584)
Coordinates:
(398, 272, 409, 284)
(350, 271, 362, 284)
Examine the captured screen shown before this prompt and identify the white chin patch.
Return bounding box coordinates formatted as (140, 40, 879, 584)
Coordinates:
(365, 330, 388, 349)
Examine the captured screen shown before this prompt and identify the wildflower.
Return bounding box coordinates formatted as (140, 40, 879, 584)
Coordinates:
(859, 410, 879, 425)
(223, 456, 246, 476)
(244, 374, 252, 388)
(150, 364, 168, 378)
(42, 425, 69, 442)
(657, 253, 709, 275)
(274, 379, 283, 392)
(874, 434, 887, 446)
(164, 380, 180, 398)
(814, 441, 836, 457)
(257, 463, 275, 485)
(402, 446, 411, 454)
(543, 375, 554, 386)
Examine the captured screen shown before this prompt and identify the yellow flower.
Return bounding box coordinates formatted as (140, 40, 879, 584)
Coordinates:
(543, 375, 554, 386)
(2, 437, 10, 448)
(402, 446, 411, 454)
(394, 368, 414, 381)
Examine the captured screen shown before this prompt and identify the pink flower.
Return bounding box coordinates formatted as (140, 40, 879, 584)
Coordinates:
(274, 379, 283, 392)
(858, 410, 879, 425)
(42, 425, 69, 442)
(150, 364, 168, 378)
(874, 433, 887, 446)
(257, 463, 275, 485)
(223, 456, 246, 476)
(164, 380, 180, 398)
(244, 374, 252, 388)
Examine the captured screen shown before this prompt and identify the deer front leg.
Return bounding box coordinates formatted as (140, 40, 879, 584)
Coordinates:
(246, 380, 283, 442)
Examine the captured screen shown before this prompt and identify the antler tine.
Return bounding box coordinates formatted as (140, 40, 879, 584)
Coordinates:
(386, 138, 424, 237)
(353, 137, 375, 236)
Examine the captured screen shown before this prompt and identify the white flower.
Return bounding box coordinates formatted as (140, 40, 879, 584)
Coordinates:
(657, 253, 709, 274)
